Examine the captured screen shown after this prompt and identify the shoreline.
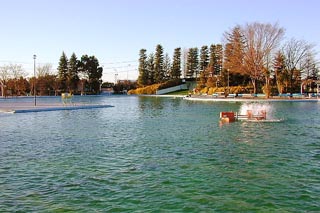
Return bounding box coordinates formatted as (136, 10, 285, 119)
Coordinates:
(138, 94, 320, 102)
(0, 102, 113, 113)
(183, 95, 320, 102)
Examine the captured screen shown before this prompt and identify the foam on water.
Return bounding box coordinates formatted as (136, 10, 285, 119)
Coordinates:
(239, 102, 275, 120)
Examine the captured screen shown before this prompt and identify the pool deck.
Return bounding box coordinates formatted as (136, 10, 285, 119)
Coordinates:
(0, 102, 114, 113)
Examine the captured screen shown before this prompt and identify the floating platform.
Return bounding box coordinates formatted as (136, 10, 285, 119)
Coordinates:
(0, 103, 114, 114)
(219, 110, 282, 123)
(239, 119, 283, 123)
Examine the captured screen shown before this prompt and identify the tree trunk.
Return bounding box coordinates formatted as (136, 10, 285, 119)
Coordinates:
(265, 77, 271, 98)
(251, 79, 257, 94)
(1, 85, 4, 97)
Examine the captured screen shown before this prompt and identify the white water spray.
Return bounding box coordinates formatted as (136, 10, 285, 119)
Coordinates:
(239, 103, 275, 120)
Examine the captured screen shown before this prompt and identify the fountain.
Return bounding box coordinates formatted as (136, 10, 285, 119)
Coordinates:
(220, 103, 282, 123)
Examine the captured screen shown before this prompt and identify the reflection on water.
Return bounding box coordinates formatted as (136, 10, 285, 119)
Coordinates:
(0, 96, 319, 212)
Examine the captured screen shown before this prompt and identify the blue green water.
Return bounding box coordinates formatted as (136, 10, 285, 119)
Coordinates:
(0, 96, 319, 212)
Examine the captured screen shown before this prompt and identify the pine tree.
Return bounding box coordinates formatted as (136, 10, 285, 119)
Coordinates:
(208, 44, 216, 76)
(215, 44, 223, 75)
(186, 48, 199, 78)
(68, 53, 79, 92)
(199, 45, 209, 73)
(199, 46, 209, 87)
(163, 53, 171, 81)
(193, 48, 199, 78)
(273, 51, 287, 94)
(57, 51, 68, 91)
(223, 27, 245, 75)
(154, 44, 164, 83)
(182, 48, 189, 78)
(171, 47, 181, 79)
(147, 53, 155, 85)
(137, 49, 148, 86)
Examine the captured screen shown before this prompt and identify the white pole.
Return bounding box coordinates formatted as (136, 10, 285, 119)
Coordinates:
(33, 54, 37, 106)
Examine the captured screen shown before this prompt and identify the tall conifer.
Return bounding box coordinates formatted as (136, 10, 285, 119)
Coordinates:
(154, 44, 164, 83)
(186, 48, 199, 78)
(68, 53, 79, 92)
(137, 49, 148, 86)
(57, 51, 68, 91)
(199, 45, 209, 73)
(147, 53, 155, 85)
(163, 53, 171, 80)
(171, 47, 181, 79)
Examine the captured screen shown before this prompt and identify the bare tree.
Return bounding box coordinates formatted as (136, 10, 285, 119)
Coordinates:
(34, 64, 55, 96)
(302, 52, 318, 80)
(282, 38, 315, 93)
(8, 64, 26, 96)
(241, 22, 285, 95)
(37, 63, 53, 77)
(9, 64, 25, 79)
(0, 65, 11, 97)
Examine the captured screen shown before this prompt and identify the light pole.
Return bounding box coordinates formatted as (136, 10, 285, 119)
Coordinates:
(33, 54, 37, 106)
(115, 73, 118, 84)
(127, 64, 131, 81)
(227, 68, 230, 93)
(114, 68, 118, 85)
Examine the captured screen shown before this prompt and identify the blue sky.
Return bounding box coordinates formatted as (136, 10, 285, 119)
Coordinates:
(0, 0, 319, 82)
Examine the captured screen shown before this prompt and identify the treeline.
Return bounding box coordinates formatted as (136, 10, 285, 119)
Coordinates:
(0, 52, 103, 97)
(137, 45, 181, 86)
(137, 44, 223, 87)
(57, 52, 103, 94)
(137, 22, 319, 96)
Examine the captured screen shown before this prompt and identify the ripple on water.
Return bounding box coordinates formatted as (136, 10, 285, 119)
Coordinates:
(0, 97, 320, 212)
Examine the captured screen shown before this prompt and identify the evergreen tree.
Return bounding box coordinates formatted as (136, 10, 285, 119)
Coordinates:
(199, 45, 209, 87)
(182, 48, 189, 78)
(223, 26, 245, 75)
(171, 47, 181, 79)
(137, 49, 148, 86)
(68, 53, 79, 92)
(207, 44, 223, 77)
(57, 51, 68, 91)
(78, 55, 103, 94)
(193, 48, 199, 78)
(147, 53, 155, 85)
(154, 44, 164, 83)
(273, 51, 287, 94)
(208, 44, 216, 77)
(186, 48, 199, 78)
(199, 45, 209, 73)
(215, 44, 223, 75)
(163, 53, 171, 80)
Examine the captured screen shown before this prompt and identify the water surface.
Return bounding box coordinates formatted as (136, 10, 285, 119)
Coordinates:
(0, 96, 319, 212)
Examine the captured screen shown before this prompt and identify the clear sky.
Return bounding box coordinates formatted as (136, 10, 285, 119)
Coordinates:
(0, 0, 319, 82)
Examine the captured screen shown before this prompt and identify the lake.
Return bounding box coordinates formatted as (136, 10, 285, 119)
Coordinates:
(0, 95, 319, 212)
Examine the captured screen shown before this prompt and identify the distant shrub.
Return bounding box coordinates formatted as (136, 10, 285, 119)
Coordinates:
(128, 79, 184, 95)
(200, 87, 208, 94)
(157, 79, 182, 90)
(128, 83, 161, 95)
(208, 87, 216, 95)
